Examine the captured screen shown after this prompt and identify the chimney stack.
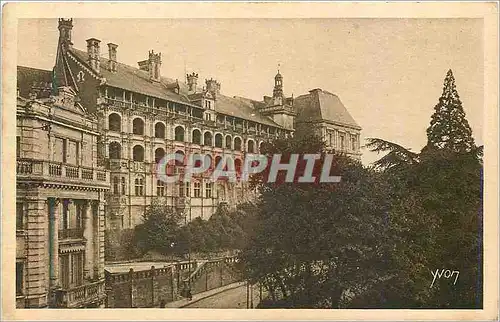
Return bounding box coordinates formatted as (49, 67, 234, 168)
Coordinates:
(86, 38, 101, 73)
(148, 50, 162, 82)
(187, 72, 199, 93)
(58, 18, 73, 49)
(107, 43, 118, 72)
(205, 78, 221, 95)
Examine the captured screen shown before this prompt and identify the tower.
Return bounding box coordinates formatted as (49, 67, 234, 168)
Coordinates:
(58, 18, 73, 49)
(273, 66, 284, 99)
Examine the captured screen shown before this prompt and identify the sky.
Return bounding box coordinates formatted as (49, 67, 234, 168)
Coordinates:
(17, 18, 484, 165)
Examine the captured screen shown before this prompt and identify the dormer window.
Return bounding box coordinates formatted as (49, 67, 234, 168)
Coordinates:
(205, 100, 212, 109)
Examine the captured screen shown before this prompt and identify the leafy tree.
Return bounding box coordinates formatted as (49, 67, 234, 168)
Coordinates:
(240, 134, 395, 308)
(364, 69, 483, 308)
(135, 198, 183, 255)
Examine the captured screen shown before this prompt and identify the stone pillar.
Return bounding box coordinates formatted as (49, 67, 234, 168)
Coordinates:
(24, 198, 49, 308)
(97, 199, 106, 278)
(48, 197, 59, 289)
(83, 200, 94, 280)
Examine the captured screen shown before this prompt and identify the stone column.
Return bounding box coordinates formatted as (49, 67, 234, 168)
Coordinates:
(83, 200, 94, 280)
(48, 197, 59, 290)
(95, 198, 106, 279)
(24, 198, 49, 308)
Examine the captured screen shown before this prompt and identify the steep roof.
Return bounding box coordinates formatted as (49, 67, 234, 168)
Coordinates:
(68, 47, 281, 128)
(216, 95, 279, 127)
(294, 89, 360, 130)
(17, 66, 53, 98)
(69, 48, 193, 106)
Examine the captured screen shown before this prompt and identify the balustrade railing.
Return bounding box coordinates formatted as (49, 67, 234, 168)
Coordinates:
(16, 158, 109, 184)
(55, 279, 105, 308)
(58, 228, 84, 240)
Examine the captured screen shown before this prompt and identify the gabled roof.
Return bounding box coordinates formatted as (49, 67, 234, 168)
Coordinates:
(17, 66, 53, 98)
(294, 89, 360, 130)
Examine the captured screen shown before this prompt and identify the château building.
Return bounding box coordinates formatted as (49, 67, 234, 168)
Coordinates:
(16, 19, 362, 303)
(16, 66, 109, 307)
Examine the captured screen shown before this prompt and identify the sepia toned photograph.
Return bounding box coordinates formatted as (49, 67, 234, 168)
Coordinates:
(2, 2, 498, 321)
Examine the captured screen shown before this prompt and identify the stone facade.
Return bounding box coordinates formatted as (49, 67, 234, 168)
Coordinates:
(20, 18, 362, 235)
(16, 82, 109, 308)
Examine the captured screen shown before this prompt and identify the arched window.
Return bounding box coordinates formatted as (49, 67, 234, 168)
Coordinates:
(132, 118, 144, 135)
(133, 145, 144, 162)
(174, 150, 185, 166)
(225, 135, 232, 149)
(247, 140, 255, 153)
(174, 126, 184, 142)
(155, 147, 165, 163)
(109, 142, 121, 159)
(234, 158, 242, 174)
(154, 122, 165, 138)
(259, 141, 264, 152)
(204, 132, 213, 146)
(234, 137, 242, 151)
(215, 156, 222, 169)
(192, 129, 201, 144)
(108, 113, 121, 132)
(214, 133, 223, 148)
(204, 154, 212, 169)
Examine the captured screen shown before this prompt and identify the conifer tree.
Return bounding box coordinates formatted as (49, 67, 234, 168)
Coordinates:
(425, 69, 476, 153)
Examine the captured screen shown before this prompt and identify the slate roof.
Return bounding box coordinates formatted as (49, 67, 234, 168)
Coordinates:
(294, 89, 360, 130)
(17, 66, 54, 98)
(68, 47, 282, 128)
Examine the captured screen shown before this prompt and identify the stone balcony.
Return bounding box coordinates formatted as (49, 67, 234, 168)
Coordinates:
(54, 279, 106, 308)
(17, 158, 109, 188)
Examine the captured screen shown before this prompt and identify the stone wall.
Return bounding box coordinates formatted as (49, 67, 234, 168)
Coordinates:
(105, 257, 240, 308)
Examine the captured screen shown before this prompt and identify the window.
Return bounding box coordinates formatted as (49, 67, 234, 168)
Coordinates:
(192, 129, 201, 144)
(16, 202, 23, 231)
(328, 132, 333, 147)
(154, 122, 165, 138)
(157, 180, 165, 196)
(178, 182, 184, 197)
(16, 136, 20, 158)
(66, 140, 78, 165)
(194, 182, 201, 198)
(16, 262, 23, 295)
(113, 177, 120, 195)
(234, 137, 242, 151)
(121, 177, 126, 195)
(132, 118, 144, 135)
(351, 136, 357, 151)
(155, 148, 165, 163)
(133, 145, 144, 162)
(214, 134, 223, 148)
(247, 140, 255, 153)
(205, 100, 211, 109)
(109, 142, 121, 159)
(185, 182, 190, 197)
(59, 252, 84, 289)
(135, 178, 144, 196)
(205, 182, 213, 198)
(340, 134, 345, 150)
(174, 126, 185, 142)
(108, 113, 121, 132)
(203, 132, 213, 146)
